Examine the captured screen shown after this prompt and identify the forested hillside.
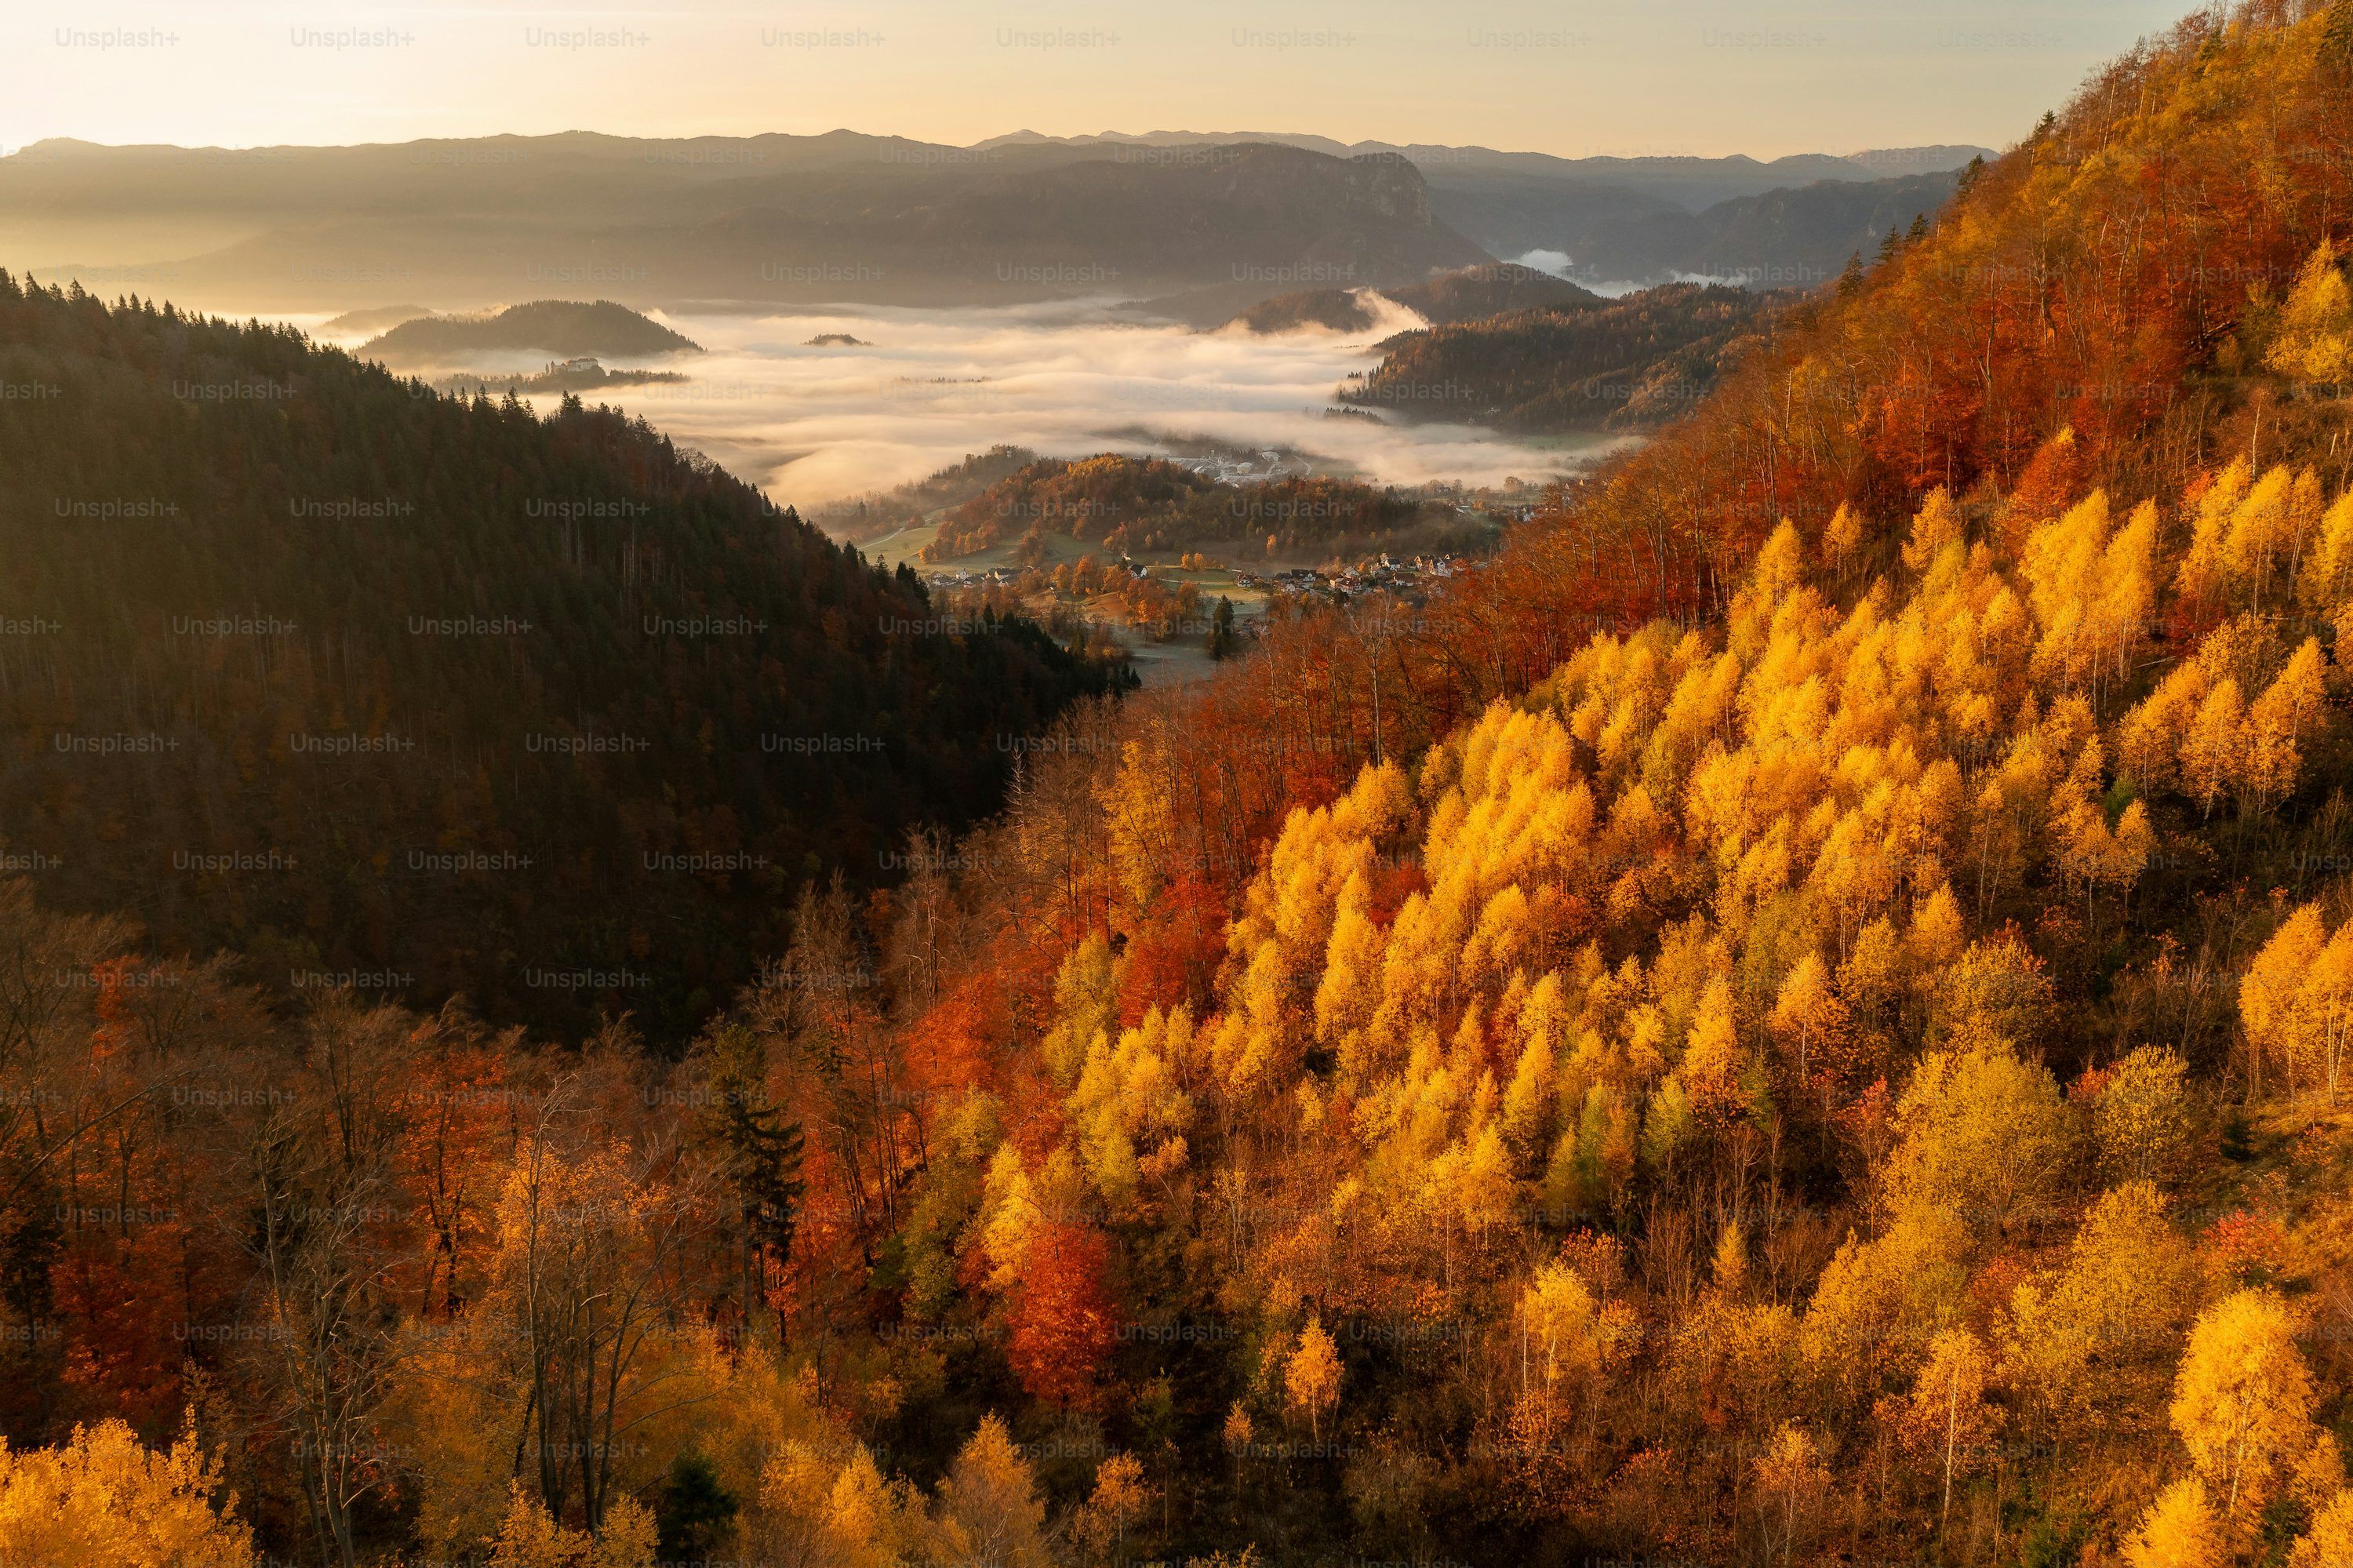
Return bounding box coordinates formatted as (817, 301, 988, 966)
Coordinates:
(922, 453, 1451, 559)
(816, 445, 1043, 544)
(0, 278, 1122, 1039)
(1225, 264, 1600, 335)
(9, 6, 2353, 1568)
(358, 300, 702, 364)
(1346, 282, 1782, 432)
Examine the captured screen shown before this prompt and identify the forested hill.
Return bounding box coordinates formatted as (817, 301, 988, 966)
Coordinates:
(1224, 264, 1600, 335)
(0, 275, 1123, 1040)
(922, 453, 1449, 558)
(1345, 282, 1780, 432)
(358, 300, 703, 363)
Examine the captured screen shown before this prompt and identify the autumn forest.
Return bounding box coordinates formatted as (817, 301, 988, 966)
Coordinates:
(9, 4, 2353, 1568)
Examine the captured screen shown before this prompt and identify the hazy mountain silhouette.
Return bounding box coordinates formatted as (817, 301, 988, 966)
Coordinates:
(3, 132, 1990, 316)
(359, 300, 701, 364)
(2, 133, 1488, 314)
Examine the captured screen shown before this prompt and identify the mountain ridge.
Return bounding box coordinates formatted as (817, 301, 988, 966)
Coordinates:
(2, 135, 1490, 314)
(4, 132, 1995, 312)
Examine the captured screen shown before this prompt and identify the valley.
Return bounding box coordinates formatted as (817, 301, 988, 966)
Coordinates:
(6, 8, 2353, 1568)
(296, 297, 1623, 545)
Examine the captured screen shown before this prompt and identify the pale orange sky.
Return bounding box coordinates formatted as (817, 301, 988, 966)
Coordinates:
(5, 0, 2196, 158)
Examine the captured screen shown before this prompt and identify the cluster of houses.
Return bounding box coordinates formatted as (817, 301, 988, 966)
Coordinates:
(918, 559, 1162, 592)
(913, 543, 1482, 610)
(1232, 554, 1460, 603)
(920, 565, 1024, 591)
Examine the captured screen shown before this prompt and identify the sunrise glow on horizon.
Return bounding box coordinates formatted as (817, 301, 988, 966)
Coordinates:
(5, 0, 2193, 158)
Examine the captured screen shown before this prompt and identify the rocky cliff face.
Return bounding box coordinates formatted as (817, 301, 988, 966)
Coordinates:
(1340, 153, 1433, 224)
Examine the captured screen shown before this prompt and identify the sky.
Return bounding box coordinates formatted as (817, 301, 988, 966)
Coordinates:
(4, 0, 2199, 159)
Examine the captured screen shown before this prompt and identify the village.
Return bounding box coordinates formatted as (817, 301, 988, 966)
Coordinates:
(918, 549, 1464, 606)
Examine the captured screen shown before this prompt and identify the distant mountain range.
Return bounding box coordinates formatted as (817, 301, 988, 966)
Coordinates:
(978, 130, 1991, 206)
(2, 131, 1992, 316)
(1438, 168, 1969, 287)
(0, 133, 1483, 315)
(980, 130, 1989, 285)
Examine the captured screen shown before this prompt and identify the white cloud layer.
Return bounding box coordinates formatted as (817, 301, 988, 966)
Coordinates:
(305, 300, 1626, 508)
